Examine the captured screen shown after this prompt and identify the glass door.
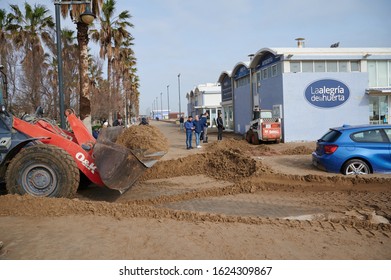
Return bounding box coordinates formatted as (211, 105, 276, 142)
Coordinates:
(369, 96, 389, 124)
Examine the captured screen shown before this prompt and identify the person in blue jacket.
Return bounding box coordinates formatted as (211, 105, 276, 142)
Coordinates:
(184, 116, 194, 149)
(192, 115, 203, 148)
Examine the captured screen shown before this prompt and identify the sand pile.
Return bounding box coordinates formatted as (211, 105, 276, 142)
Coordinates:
(116, 125, 169, 154)
(281, 145, 313, 155)
(206, 138, 278, 156)
(140, 149, 257, 182)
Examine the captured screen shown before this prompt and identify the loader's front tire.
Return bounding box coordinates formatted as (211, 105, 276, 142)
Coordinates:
(5, 144, 80, 198)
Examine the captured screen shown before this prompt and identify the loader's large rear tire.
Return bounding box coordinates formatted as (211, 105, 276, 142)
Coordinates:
(5, 144, 80, 198)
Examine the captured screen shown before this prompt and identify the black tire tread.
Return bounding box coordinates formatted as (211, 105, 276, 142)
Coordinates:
(252, 132, 260, 145)
(5, 144, 80, 198)
(246, 130, 253, 144)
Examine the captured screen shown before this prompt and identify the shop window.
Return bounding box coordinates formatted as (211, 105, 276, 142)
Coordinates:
(262, 68, 268, 79)
(314, 61, 325, 72)
(389, 62, 391, 86)
(271, 64, 277, 77)
(302, 61, 313, 72)
(369, 95, 388, 124)
(351, 61, 360, 72)
(368, 61, 377, 87)
(290, 62, 300, 73)
(326, 61, 338, 72)
(378, 61, 388, 86)
(339, 61, 348, 72)
(236, 76, 250, 87)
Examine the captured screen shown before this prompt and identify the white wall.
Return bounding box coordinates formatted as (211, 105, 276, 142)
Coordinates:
(282, 72, 369, 141)
(204, 93, 221, 107)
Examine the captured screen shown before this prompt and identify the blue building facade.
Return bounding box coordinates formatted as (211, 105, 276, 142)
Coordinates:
(232, 63, 252, 134)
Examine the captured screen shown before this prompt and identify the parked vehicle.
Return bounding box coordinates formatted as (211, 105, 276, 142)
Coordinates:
(246, 110, 281, 144)
(0, 65, 163, 198)
(312, 124, 391, 175)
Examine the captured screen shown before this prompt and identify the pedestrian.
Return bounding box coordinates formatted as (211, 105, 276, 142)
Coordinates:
(217, 112, 224, 140)
(113, 114, 124, 127)
(200, 111, 209, 143)
(139, 117, 149, 125)
(193, 115, 203, 148)
(92, 128, 100, 139)
(179, 115, 184, 131)
(184, 115, 194, 149)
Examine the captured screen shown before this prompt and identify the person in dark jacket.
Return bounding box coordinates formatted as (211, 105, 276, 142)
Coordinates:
(216, 113, 224, 140)
(139, 117, 149, 125)
(200, 111, 209, 143)
(113, 117, 123, 127)
(179, 115, 184, 131)
(193, 115, 203, 148)
(184, 116, 194, 149)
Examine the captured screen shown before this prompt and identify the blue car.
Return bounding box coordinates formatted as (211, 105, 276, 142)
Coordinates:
(312, 124, 391, 175)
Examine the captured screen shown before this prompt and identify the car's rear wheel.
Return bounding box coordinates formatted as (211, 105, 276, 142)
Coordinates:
(342, 159, 370, 175)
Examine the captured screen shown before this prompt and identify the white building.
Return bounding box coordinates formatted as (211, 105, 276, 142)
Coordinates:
(186, 83, 221, 126)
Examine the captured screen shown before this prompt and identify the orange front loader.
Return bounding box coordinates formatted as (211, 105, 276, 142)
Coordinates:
(0, 109, 162, 198)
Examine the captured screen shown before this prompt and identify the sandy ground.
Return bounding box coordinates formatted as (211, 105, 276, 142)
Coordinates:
(0, 120, 390, 260)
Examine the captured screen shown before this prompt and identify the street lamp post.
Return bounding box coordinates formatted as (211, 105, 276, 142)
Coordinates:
(160, 92, 163, 119)
(54, 0, 95, 129)
(156, 97, 158, 119)
(178, 74, 181, 118)
(167, 85, 170, 117)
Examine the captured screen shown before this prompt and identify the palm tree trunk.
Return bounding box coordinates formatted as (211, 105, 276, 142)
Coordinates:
(77, 21, 91, 132)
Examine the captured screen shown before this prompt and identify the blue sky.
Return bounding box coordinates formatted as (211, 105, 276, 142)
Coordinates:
(5, 0, 391, 115)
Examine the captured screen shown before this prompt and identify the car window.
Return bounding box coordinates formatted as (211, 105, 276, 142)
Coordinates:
(350, 129, 387, 143)
(384, 128, 391, 142)
(319, 130, 341, 142)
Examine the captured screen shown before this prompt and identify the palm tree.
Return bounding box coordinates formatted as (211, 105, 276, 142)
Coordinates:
(90, 0, 133, 124)
(58, 0, 103, 124)
(61, 29, 79, 110)
(117, 37, 138, 123)
(0, 9, 9, 66)
(42, 27, 79, 121)
(7, 3, 54, 112)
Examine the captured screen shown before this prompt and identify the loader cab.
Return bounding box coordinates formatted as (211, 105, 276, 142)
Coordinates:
(253, 109, 273, 120)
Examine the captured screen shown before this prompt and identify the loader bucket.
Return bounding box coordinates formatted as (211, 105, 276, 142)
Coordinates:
(93, 127, 165, 194)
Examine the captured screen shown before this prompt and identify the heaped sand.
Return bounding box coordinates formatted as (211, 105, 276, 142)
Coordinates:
(0, 120, 390, 260)
(116, 124, 169, 154)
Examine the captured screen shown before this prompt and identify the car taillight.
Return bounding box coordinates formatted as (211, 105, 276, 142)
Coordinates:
(324, 144, 338, 154)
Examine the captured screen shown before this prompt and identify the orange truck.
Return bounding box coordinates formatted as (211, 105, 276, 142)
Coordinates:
(245, 110, 282, 144)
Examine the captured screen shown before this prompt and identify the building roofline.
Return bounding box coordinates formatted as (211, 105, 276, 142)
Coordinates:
(217, 70, 232, 83)
(249, 47, 391, 68)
